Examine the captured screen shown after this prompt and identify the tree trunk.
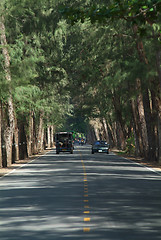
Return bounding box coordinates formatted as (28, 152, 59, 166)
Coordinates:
(0, 101, 2, 168)
(131, 99, 144, 157)
(101, 118, 109, 143)
(26, 111, 33, 157)
(40, 127, 44, 152)
(158, 114, 161, 164)
(106, 120, 117, 147)
(13, 118, 19, 162)
(155, 50, 161, 163)
(51, 125, 54, 147)
(156, 50, 161, 88)
(32, 112, 37, 154)
(47, 126, 51, 148)
(93, 125, 100, 140)
(0, 16, 17, 166)
(143, 88, 157, 161)
(87, 126, 96, 143)
(136, 79, 148, 159)
(4, 125, 13, 167)
(112, 90, 127, 148)
(37, 112, 43, 152)
(155, 96, 161, 163)
(19, 122, 28, 159)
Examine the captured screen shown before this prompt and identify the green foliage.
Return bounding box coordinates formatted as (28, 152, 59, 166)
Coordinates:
(1, 0, 160, 140)
(125, 135, 135, 155)
(60, 0, 161, 27)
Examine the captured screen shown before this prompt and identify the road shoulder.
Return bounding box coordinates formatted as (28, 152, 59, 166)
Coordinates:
(0, 149, 53, 178)
(113, 149, 161, 173)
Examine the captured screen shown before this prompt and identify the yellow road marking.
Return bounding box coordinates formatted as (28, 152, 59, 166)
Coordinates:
(81, 157, 91, 232)
(84, 205, 89, 208)
(83, 228, 90, 232)
(84, 211, 90, 214)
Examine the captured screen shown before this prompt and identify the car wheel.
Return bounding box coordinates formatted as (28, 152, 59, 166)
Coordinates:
(92, 151, 94, 154)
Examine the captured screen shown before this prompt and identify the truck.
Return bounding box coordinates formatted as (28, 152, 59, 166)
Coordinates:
(55, 132, 74, 154)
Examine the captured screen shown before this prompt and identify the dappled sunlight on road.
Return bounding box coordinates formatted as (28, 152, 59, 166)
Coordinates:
(0, 145, 161, 239)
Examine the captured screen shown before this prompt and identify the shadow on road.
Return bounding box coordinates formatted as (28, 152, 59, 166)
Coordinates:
(0, 146, 161, 239)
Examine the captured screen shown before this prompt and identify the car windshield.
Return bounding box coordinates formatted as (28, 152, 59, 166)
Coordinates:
(94, 141, 107, 145)
(100, 141, 107, 145)
(94, 141, 101, 145)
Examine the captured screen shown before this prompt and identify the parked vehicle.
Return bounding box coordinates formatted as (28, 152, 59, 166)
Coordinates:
(55, 132, 74, 154)
(92, 140, 109, 154)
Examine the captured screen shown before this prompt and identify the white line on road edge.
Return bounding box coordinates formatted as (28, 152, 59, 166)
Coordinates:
(127, 158, 161, 176)
(0, 151, 51, 179)
(121, 155, 161, 177)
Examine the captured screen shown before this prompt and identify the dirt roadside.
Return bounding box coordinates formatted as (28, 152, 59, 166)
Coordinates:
(0, 149, 53, 178)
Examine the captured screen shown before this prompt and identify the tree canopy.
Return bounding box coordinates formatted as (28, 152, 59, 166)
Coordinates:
(0, 0, 161, 166)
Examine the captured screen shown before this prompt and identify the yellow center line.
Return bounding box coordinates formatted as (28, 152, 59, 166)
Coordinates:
(84, 205, 89, 208)
(84, 194, 88, 197)
(81, 154, 91, 233)
(83, 228, 90, 232)
(84, 210, 90, 214)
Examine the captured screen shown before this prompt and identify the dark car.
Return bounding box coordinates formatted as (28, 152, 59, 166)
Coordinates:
(55, 132, 74, 154)
(92, 140, 109, 154)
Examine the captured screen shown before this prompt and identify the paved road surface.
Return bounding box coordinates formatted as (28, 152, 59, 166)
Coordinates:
(0, 145, 161, 240)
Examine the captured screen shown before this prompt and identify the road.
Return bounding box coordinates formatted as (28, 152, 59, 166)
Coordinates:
(0, 145, 161, 240)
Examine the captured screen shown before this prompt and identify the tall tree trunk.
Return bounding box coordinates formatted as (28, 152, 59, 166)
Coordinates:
(32, 112, 37, 154)
(37, 112, 43, 152)
(136, 79, 148, 158)
(106, 120, 117, 147)
(155, 96, 161, 163)
(26, 111, 33, 157)
(19, 122, 28, 159)
(14, 118, 19, 161)
(40, 127, 44, 152)
(47, 126, 51, 148)
(51, 125, 54, 147)
(155, 50, 161, 163)
(0, 16, 17, 166)
(93, 125, 100, 140)
(131, 99, 144, 157)
(143, 88, 157, 161)
(101, 118, 109, 143)
(156, 50, 161, 88)
(88, 125, 96, 143)
(0, 101, 2, 167)
(112, 90, 127, 148)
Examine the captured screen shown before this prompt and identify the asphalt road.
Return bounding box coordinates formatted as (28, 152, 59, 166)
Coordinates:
(0, 145, 161, 240)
